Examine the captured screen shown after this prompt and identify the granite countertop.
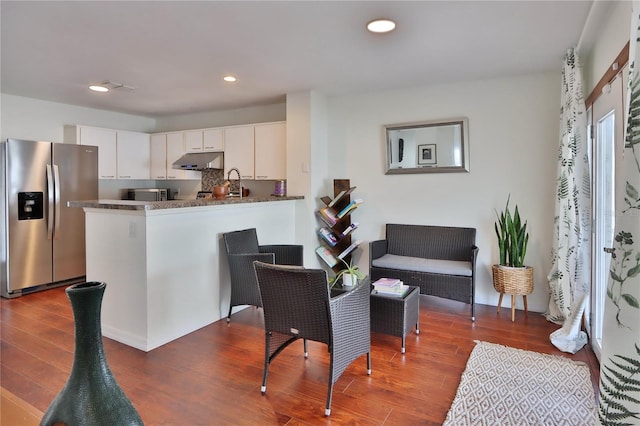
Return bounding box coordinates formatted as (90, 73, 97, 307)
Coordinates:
(68, 195, 304, 211)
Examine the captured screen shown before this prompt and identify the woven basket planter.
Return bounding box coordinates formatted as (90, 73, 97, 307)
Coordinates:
(492, 265, 534, 295)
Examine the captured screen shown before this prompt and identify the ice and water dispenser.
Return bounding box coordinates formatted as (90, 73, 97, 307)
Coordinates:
(18, 192, 44, 220)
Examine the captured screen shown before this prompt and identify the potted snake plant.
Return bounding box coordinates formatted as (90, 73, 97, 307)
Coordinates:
(492, 197, 534, 297)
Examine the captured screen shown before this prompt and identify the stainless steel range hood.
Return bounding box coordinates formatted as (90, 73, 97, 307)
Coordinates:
(172, 152, 224, 170)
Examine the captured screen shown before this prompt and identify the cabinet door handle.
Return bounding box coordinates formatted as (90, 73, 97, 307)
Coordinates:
(256, 175, 268, 179)
(101, 175, 115, 178)
(119, 175, 131, 179)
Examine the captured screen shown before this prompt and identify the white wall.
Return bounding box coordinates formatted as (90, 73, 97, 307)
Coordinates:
(1, 94, 156, 142)
(1, 93, 286, 141)
(326, 72, 561, 312)
(580, 0, 631, 96)
(286, 91, 331, 268)
(154, 103, 286, 132)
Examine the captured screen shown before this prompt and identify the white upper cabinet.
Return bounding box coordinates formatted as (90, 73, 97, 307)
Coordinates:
(150, 134, 167, 180)
(223, 122, 286, 180)
(65, 121, 284, 182)
(74, 126, 117, 179)
(254, 122, 286, 180)
(185, 129, 224, 153)
(203, 128, 224, 151)
(185, 130, 204, 153)
(224, 125, 255, 180)
(116, 130, 150, 180)
(66, 125, 150, 180)
(166, 132, 200, 180)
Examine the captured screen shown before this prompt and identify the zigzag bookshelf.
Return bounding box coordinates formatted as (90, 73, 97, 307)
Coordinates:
(315, 179, 362, 272)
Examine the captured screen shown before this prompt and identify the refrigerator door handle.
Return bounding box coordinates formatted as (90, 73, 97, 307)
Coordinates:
(46, 164, 54, 240)
(53, 164, 61, 239)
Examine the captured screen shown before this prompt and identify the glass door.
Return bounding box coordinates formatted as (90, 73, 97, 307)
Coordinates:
(590, 71, 624, 361)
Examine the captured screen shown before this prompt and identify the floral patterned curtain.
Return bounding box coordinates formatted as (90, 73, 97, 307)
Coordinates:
(598, 3, 640, 423)
(546, 48, 591, 325)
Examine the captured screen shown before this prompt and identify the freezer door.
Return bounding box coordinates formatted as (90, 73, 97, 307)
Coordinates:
(52, 143, 98, 282)
(5, 139, 53, 291)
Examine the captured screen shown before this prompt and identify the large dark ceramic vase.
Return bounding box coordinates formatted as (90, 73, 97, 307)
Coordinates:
(40, 281, 143, 426)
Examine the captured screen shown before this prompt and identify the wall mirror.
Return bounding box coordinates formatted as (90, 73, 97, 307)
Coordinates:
(385, 117, 469, 174)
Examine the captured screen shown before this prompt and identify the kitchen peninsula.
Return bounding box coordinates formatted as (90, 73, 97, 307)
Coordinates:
(69, 195, 303, 352)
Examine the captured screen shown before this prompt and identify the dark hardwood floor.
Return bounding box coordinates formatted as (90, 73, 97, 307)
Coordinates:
(1, 286, 600, 425)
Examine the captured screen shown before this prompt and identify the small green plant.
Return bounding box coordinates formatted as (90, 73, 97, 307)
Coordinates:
(494, 196, 529, 267)
(329, 257, 365, 287)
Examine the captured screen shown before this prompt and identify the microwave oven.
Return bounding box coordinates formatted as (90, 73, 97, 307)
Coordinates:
(127, 188, 168, 201)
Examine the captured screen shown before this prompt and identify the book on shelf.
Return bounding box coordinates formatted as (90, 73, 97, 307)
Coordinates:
(318, 227, 339, 247)
(318, 207, 338, 225)
(341, 222, 359, 237)
(372, 284, 411, 298)
(336, 198, 363, 219)
(316, 246, 338, 267)
(328, 187, 356, 208)
(337, 240, 361, 260)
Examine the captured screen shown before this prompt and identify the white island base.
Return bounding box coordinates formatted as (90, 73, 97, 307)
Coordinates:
(82, 199, 299, 352)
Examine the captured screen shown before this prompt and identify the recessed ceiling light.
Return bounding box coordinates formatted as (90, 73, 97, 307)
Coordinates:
(223, 75, 237, 82)
(367, 19, 396, 33)
(89, 85, 109, 92)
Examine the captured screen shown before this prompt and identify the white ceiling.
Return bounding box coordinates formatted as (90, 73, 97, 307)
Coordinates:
(1, 1, 594, 118)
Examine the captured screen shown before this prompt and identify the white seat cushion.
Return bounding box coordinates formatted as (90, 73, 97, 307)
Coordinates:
(372, 254, 472, 277)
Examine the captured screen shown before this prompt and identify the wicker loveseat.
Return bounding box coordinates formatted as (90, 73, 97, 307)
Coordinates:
(369, 224, 478, 321)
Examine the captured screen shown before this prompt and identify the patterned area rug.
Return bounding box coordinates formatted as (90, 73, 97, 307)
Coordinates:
(444, 341, 598, 425)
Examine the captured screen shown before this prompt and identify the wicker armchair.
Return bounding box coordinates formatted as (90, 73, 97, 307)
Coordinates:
(253, 261, 371, 416)
(223, 228, 303, 322)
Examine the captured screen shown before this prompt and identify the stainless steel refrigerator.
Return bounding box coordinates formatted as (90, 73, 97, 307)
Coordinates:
(1, 139, 98, 298)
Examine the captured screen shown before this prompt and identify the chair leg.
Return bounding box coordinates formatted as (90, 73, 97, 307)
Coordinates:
(303, 339, 308, 358)
(325, 381, 333, 416)
(261, 334, 270, 394)
(227, 305, 233, 323)
(367, 352, 371, 375)
(401, 337, 406, 354)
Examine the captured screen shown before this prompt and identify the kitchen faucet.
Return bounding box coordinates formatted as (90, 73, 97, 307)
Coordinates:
(227, 168, 242, 199)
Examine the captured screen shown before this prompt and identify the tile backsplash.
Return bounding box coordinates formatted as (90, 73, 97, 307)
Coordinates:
(201, 169, 225, 191)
